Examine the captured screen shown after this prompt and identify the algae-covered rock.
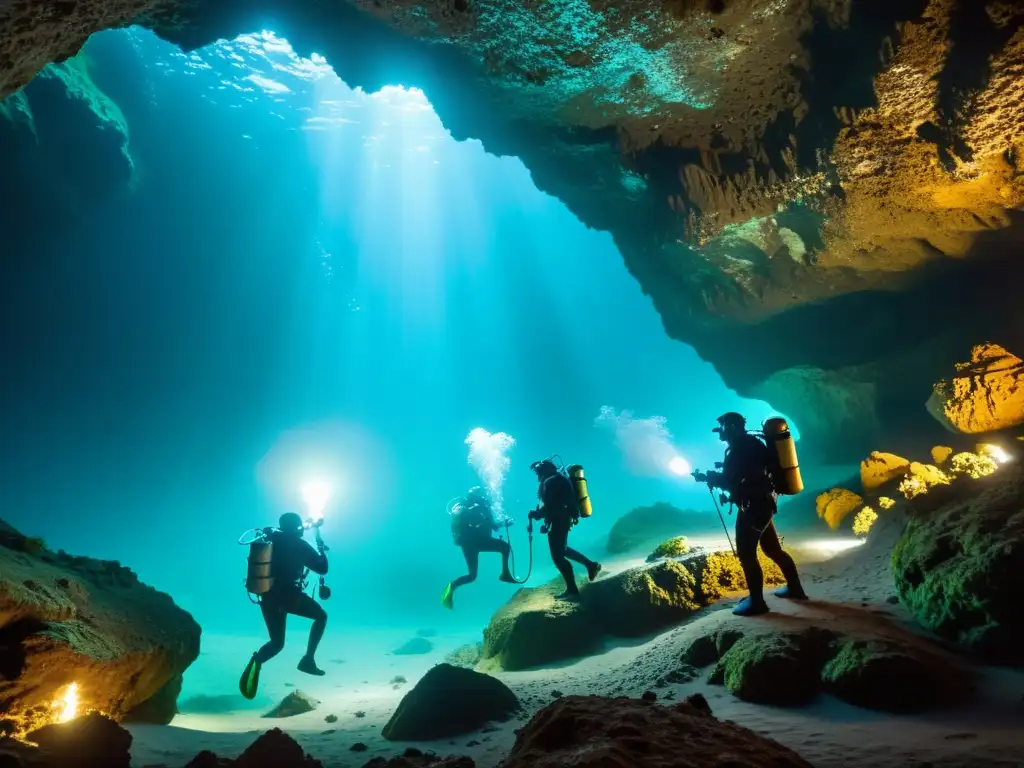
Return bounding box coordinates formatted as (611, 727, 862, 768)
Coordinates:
(0, 520, 201, 736)
(605, 503, 704, 555)
(687, 550, 786, 602)
(382, 664, 518, 741)
(481, 578, 600, 671)
(502, 694, 813, 768)
(821, 638, 968, 713)
(927, 343, 1024, 434)
(708, 629, 833, 706)
(585, 560, 700, 637)
(646, 536, 690, 562)
(815, 488, 864, 529)
(443, 642, 483, 669)
(262, 690, 319, 718)
(892, 466, 1024, 665)
(931, 446, 953, 465)
(681, 627, 746, 668)
(860, 452, 910, 492)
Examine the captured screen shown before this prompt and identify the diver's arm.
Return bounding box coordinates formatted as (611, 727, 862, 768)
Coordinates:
(303, 541, 329, 575)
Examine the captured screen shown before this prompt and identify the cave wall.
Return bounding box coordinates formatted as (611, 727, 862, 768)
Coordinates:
(2, 0, 1023, 460)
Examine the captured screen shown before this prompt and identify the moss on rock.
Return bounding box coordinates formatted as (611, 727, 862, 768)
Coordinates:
(646, 535, 690, 561)
(708, 629, 833, 706)
(605, 503, 704, 555)
(585, 560, 701, 637)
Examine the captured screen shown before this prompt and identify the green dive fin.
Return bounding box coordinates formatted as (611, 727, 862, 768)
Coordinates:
(441, 582, 454, 610)
(239, 654, 261, 700)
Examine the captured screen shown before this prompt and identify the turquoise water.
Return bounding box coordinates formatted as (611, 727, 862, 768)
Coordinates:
(1, 28, 806, 713)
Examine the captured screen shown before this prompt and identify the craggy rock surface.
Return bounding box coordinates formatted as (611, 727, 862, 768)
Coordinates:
(261, 691, 319, 719)
(482, 551, 784, 670)
(927, 343, 1024, 434)
(381, 664, 518, 741)
(892, 464, 1024, 665)
(0, 520, 201, 736)
(686, 601, 971, 712)
(184, 729, 324, 768)
(4, 1, 1023, 459)
(502, 694, 813, 768)
(605, 503, 707, 555)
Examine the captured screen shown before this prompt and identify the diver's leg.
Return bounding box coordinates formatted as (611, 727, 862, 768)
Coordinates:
(548, 525, 579, 598)
(254, 599, 287, 663)
(733, 506, 770, 617)
(478, 537, 514, 582)
(761, 520, 807, 599)
(451, 546, 481, 590)
(563, 544, 602, 582)
(289, 592, 328, 676)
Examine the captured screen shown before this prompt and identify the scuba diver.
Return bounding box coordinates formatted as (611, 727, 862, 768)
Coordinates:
(441, 486, 517, 610)
(528, 458, 602, 602)
(693, 412, 806, 617)
(239, 512, 329, 699)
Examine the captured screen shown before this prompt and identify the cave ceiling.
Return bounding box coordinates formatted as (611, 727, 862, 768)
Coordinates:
(2, 0, 1023, 458)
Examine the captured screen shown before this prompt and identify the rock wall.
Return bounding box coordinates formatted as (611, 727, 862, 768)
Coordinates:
(2, 1, 1023, 458)
(0, 521, 201, 735)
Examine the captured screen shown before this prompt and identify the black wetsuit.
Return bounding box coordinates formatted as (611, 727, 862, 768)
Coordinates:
(254, 531, 328, 664)
(534, 473, 597, 595)
(450, 501, 510, 590)
(712, 433, 801, 603)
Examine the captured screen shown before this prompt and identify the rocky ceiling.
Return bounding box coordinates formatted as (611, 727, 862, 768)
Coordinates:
(2, 0, 1023, 460)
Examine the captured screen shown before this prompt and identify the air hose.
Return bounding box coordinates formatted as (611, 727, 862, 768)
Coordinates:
(504, 519, 534, 584)
(708, 487, 737, 556)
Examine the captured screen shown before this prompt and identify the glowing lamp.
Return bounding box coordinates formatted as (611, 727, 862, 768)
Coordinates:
(54, 682, 80, 723)
(301, 480, 332, 523)
(978, 444, 1011, 465)
(668, 456, 691, 477)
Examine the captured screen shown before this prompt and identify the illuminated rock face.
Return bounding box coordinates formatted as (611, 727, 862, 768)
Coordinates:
(815, 488, 863, 530)
(927, 343, 1024, 434)
(1, 1, 1023, 457)
(860, 451, 911, 493)
(0, 520, 201, 736)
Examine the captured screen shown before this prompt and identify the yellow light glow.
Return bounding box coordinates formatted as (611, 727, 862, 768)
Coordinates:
(804, 538, 867, 555)
(978, 443, 1011, 465)
(54, 683, 79, 723)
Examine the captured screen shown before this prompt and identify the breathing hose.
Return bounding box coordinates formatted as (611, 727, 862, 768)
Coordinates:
(504, 518, 534, 584)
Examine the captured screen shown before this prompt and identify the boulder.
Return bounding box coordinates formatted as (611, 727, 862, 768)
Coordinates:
(392, 637, 434, 656)
(646, 536, 690, 562)
(860, 452, 910, 493)
(821, 637, 969, 713)
(381, 664, 518, 741)
(708, 628, 834, 706)
(892, 465, 1024, 665)
(584, 560, 701, 637)
(931, 446, 953, 465)
(361, 750, 474, 768)
(262, 691, 318, 719)
(25, 713, 132, 768)
(686, 550, 786, 603)
(605, 503, 706, 555)
(443, 643, 482, 670)
(815, 488, 864, 529)
(184, 728, 323, 768)
(480, 578, 600, 671)
(927, 344, 1024, 434)
(0, 521, 201, 736)
(502, 694, 813, 768)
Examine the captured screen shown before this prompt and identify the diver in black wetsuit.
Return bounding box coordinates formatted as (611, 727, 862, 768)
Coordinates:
(249, 513, 329, 676)
(441, 487, 516, 609)
(697, 412, 806, 616)
(528, 459, 601, 601)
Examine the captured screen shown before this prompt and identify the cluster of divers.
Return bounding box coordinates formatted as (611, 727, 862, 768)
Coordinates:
(238, 412, 807, 700)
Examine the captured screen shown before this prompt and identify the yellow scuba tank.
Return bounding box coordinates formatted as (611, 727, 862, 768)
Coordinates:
(762, 417, 804, 495)
(245, 537, 275, 596)
(567, 464, 593, 518)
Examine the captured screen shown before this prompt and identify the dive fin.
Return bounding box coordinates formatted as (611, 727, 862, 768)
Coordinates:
(441, 582, 454, 610)
(239, 654, 261, 700)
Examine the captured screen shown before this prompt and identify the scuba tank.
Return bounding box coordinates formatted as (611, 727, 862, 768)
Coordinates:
(762, 417, 804, 495)
(567, 464, 592, 518)
(239, 528, 275, 596)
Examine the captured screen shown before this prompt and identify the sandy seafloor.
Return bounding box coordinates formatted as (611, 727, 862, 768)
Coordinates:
(128, 523, 1024, 768)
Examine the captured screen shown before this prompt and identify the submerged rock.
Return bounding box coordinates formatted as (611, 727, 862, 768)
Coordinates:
(361, 750, 474, 767)
(502, 694, 812, 768)
(392, 637, 435, 656)
(184, 728, 322, 768)
(381, 664, 518, 741)
(585, 560, 700, 637)
(443, 643, 483, 669)
(481, 578, 600, 671)
(0, 519, 201, 735)
(645, 536, 690, 562)
(26, 713, 132, 768)
(815, 488, 864, 529)
(928, 344, 1024, 434)
(892, 465, 1024, 665)
(262, 691, 319, 719)
(605, 503, 705, 555)
(860, 451, 911, 493)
